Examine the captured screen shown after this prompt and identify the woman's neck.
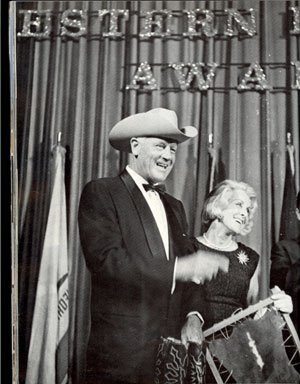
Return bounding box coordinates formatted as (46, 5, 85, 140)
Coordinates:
(199, 221, 238, 251)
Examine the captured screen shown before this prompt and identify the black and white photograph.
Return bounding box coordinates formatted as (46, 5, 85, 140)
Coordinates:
(10, 1, 300, 383)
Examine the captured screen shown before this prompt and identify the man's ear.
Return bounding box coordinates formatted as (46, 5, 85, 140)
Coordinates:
(296, 208, 300, 221)
(130, 137, 140, 157)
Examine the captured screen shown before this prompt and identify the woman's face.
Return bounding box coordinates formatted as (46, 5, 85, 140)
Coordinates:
(219, 189, 252, 235)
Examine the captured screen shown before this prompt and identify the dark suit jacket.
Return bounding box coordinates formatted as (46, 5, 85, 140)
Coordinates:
(270, 235, 300, 333)
(78, 170, 193, 383)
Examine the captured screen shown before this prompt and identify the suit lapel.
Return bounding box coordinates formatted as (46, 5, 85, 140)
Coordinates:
(161, 194, 187, 260)
(120, 170, 167, 259)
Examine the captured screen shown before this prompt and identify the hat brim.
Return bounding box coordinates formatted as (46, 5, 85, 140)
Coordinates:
(109, 111, 198, 152)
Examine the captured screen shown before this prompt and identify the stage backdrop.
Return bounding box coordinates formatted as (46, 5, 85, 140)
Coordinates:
(14, 1, 299, 382)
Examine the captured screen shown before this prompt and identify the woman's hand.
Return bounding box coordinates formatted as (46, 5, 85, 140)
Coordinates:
(271, 285, 293, 314)
(181, 315, 204, 348)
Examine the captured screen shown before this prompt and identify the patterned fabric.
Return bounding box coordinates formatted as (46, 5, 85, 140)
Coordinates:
(190, 239, 259, 329)
(154, 338, 206, 384)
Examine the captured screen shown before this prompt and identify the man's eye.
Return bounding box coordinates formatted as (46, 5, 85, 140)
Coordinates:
(170, 148, 177, 154)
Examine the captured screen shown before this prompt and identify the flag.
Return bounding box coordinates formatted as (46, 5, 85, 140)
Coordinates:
(26, 144, 69, 384)
(198, 143, 226, 234)
(207, 144, 226, 193)
(279, 144, 299, 240)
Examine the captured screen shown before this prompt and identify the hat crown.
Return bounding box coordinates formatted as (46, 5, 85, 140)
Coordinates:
(147, 108, 178, 127)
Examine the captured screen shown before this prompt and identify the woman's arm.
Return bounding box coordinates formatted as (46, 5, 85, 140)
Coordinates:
(247, 264, 260, 305)
(270, 285, 293, 314)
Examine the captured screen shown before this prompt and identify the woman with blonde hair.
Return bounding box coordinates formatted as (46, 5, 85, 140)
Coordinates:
(181, 179, 293, 344)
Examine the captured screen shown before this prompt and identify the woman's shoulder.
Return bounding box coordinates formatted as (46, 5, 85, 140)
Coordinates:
(237, 242, 260, 262)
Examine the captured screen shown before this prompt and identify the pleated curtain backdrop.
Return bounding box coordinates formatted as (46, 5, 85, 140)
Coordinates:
(15, 1, 299, 382)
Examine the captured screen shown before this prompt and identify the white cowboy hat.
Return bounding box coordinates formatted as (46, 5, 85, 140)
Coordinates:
(109, 108, 198, 152)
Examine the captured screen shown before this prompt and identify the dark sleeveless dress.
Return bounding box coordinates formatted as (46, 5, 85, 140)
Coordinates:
(186, 238, 260, 330)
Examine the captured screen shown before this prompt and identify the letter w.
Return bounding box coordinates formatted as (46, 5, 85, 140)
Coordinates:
(169, 62, 218, 90)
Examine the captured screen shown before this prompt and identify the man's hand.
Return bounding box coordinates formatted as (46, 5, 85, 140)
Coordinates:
(176, 250, 229, 284)
(181, 315, 204, 348)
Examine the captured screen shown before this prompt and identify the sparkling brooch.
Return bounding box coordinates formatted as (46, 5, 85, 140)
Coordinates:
(237, 250, 249, 265)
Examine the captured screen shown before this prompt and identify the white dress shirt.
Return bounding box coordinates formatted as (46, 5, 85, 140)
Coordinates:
(126, 165, 169, 259)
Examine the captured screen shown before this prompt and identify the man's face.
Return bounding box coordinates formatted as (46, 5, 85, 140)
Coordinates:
(131, 137, 178, 183)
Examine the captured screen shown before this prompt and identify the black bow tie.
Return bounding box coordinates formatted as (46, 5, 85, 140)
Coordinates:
(143, 183, 166, 194)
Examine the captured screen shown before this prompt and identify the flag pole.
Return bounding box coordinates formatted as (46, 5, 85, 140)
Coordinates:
(207, 3, 215, 194)
(208, 133, 217, 193)
(57, 131, 62, 145)
(286, 132, 295, 177)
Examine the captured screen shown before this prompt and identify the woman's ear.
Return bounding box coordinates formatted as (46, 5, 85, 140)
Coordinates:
(218, 214, 224, 222)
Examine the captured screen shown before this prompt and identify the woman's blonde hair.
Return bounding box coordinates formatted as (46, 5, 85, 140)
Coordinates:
(202, 179, 258, 235)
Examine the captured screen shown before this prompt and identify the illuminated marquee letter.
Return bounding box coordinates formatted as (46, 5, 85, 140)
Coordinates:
(61, 9, 87, 38)
(17, 10, 53, 38)
(291, 61, 300, 89)
(182, 9, 217, 38)
(139, 10, 173, 38)
(290, 7, 300, 34)
(98, 9, 129, 37)
(225, 8, 256, 37)
(126, 62, 159, 90)
(237, 63, 272, 91)
(170, 62, 218, 90)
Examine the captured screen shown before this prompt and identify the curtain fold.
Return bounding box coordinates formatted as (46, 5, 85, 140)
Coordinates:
(15, 1, 299, 382)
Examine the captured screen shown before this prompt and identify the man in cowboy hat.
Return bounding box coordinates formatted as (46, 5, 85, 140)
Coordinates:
(78, 108, 229, 383)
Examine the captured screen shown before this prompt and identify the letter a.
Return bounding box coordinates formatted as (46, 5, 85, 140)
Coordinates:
(237, 63, 272, 91)
(126, 62, 159, 90)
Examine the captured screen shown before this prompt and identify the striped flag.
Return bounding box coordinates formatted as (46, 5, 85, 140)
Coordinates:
(279, 143, 299, 240)
(26, 144, 69, 384)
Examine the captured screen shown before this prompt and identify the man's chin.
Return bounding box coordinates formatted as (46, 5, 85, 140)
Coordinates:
(152, 174, 169, 184)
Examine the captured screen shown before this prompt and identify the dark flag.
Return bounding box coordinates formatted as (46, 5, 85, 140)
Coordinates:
(207, 134, 226, 194)
(199, 135, 227, 234)
(279, 142, 299, 240)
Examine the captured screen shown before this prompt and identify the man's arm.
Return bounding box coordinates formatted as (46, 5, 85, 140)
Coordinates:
(78, 180, 229, 290)
(78, 180, 175, 290)
(175, 249, 229, 284)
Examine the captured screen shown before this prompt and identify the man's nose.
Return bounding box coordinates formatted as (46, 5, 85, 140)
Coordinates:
(161, 146, 172, 159)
